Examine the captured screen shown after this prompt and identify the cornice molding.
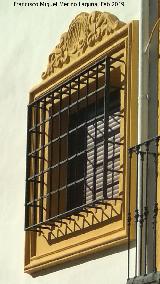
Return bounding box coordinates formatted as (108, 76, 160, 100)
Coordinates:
(41, 11, 125, 80)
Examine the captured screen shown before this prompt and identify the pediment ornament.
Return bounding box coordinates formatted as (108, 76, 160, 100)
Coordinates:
(42, 11, 125, 80)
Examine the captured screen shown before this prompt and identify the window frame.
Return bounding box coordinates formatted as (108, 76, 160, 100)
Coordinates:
(24, 19, 138, 274)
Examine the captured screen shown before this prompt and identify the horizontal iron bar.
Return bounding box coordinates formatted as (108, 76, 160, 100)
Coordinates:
(28, 112, 105, 155)
(27, 139, 123, 182)
(129, 135, 160, 152)
(28, 56, 124, 108)
(29, 85, 106, 131)
(26, 169, 122, 206)
(28, 126, 122, 159)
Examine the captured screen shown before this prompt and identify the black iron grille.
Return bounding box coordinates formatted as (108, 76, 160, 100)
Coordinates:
(25, 57, 124, 231)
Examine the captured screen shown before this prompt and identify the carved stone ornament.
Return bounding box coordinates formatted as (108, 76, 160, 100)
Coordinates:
(41, 11, 125, 80)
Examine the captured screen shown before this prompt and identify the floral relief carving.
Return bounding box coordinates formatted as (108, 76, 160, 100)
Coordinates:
(41, 11, 125, 80)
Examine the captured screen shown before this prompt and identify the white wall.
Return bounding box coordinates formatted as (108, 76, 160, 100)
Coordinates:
(0, 0, 140, 283)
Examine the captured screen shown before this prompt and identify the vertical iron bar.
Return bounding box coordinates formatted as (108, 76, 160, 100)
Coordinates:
(83, 72, 89, 204)
(103, 57, 110, 199)
(77, 77, 80, 203)
(127, 148, 132, 280)
(144, 141, 149, 275)
(139, 151, 144, 275)
(58, 89, 62, 214)
(49, 93, 54, 219)
(112, 134, 116, 198)
(25, 105, 32, 229)
(67, 83, 71, 208)
(40, 99, 46, 223)
(33, 102, 39, 226)
(93, 65, 98, 201)
(135, 146, 140, 277)
(153, 138, 159, 272)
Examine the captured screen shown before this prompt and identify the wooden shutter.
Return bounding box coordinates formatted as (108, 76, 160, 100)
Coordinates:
(86, 105, 120, 203)
(86, 116, 104, 202)
(107, 107, 120, 198)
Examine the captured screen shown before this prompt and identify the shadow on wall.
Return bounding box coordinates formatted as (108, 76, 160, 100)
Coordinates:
(40, 200, 123, 245)
(32, 241, 135, 278)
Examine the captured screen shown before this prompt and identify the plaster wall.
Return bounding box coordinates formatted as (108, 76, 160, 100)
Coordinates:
(0, 1, 140, 283)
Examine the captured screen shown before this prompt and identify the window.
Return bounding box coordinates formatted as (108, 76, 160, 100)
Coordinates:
(24, 12, 138, 274)
(25, 58, 122, 231)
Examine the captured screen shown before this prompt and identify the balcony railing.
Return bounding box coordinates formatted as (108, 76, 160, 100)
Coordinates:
(127, 136, 160, 279)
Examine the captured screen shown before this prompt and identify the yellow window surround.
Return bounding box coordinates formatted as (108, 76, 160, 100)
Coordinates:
(25, 11, 138, 274)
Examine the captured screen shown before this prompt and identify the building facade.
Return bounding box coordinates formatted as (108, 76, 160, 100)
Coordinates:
(0, 1, 160, 284)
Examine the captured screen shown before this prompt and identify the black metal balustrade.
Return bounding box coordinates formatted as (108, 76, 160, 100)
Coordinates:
(25, 56, 124, 232)
(128, 136, 160, 279)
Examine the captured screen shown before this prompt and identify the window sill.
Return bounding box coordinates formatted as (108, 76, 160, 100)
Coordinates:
(25, 199, 126, 274)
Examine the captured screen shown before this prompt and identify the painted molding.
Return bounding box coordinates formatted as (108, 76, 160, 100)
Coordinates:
(25, 17, 139, 274)
(41, 11, 125, 80)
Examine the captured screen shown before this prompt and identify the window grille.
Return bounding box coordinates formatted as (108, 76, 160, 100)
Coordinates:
(25, 57, 124, 231)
